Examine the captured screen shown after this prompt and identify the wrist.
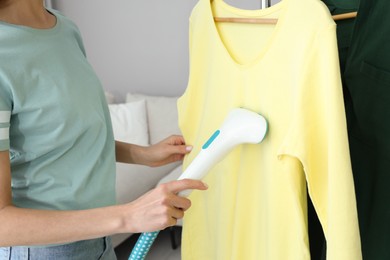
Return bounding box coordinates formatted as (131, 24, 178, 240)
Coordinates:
(117, 203, 143, 234)
(115, 141, 148, 165)
(129, 145, 149, 166)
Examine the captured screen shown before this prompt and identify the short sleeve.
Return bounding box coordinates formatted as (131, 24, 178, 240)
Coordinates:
(0, 84, 12, 151)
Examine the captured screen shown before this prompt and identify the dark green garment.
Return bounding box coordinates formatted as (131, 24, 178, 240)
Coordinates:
(343, 0, 390, 259)
(311, 1, 390, 259)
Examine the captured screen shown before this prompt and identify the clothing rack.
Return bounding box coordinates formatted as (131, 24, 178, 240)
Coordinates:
(261, 0, 272, 9)
(212, 0, 358, 21)
(214, 7, 357, 24)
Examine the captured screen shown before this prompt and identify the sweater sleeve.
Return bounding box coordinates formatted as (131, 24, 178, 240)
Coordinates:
(279, 25, 362, 259)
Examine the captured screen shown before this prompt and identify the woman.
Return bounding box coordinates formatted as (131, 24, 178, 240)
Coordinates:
(0, 0, 207, 259)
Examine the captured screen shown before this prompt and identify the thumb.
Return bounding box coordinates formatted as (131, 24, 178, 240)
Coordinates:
(167, 144, 193, 155)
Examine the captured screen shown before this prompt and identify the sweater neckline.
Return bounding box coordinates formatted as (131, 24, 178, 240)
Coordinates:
(206, 0, 289, 68)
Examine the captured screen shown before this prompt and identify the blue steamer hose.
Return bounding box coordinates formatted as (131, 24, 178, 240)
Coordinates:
(128, 231, 159, 260)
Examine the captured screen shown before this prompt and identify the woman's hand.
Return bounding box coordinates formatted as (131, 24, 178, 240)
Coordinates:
(121, 179, 208, 233)
(115, 135, 192, 167)
(140, 135, 192, 167)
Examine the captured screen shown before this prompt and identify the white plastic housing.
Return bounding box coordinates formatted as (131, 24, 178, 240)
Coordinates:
(178, 108, 267, 197)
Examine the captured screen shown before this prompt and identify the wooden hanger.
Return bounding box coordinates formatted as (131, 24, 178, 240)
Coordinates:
(332, 11, 357, 21)
(214, 11, 357, 24)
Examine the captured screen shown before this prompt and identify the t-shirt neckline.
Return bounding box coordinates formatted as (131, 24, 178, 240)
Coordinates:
(0, 8, 60, 35)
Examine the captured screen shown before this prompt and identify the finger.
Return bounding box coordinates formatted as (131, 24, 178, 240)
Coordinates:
(168, 217, 178, 227)
(170, 207, 185, 220)
(168, 135, 186, 145)
(165, 179, 208, 194)
(170, 196, 192, 211)
(160, 135, 184, 145)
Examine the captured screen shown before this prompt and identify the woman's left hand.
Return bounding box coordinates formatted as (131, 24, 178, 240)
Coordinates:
(115, 135, 192, 166)
(141, 135, 192, 167)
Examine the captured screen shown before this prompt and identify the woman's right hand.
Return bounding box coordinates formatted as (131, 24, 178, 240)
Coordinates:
(122, 179, 208, 233)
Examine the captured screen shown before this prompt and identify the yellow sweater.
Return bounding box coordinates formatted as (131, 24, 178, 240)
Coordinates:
(177, 0, 362, 259)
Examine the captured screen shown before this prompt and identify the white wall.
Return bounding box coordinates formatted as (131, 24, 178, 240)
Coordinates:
(53, 0, 280, 102)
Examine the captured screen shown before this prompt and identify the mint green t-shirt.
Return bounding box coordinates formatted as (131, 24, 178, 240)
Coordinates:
(0, 10, 116, 210)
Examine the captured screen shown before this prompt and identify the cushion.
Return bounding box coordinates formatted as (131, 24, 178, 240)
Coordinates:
(126, 93, 181, 144)
(104, 91, 116, 104)
(108, 100, 149, 145)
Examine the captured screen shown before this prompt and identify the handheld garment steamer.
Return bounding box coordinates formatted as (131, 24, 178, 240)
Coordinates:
(128, 108, 268, 260)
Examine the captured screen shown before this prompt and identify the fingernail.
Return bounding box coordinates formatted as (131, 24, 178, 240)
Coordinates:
(202, 182, 208, 188)
(186, 146, 193, 151)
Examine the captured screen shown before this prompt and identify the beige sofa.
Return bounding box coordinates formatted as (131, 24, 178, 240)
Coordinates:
(106, 92, 184, 247)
